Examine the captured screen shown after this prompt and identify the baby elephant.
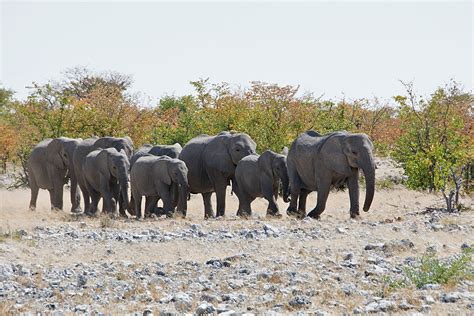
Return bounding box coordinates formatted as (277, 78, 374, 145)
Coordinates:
(83, 147, 130, 217)
(131, 155, 189, 219)
(234, 150, 290, 217)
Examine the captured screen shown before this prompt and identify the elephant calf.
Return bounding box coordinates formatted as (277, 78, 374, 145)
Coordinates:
(82, 148, 130, 217)
(130, 155, 189, 219)
(234, 150, 290, 217)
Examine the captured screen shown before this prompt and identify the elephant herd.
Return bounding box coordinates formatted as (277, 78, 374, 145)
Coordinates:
(27, 130, 376, 220)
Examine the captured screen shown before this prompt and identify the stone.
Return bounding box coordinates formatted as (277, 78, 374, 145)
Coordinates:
(288, 296, 311, 307)
(173, 292, 192, 312)
(195, 302, 216, 315)
(423, 295, 435, 305)
(441, 292, 462, 303)
(263, 224, 280, 236)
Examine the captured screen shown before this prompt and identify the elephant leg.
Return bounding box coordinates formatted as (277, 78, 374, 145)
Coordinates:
(214, 177, 228, 217)
(52, 175, 64, 211)
(171, 184, 179, 209)
(262, 186, 280, 217)
(298, 189, 310, 214)
(161, 190, 174, 218)
(145, 196, 159, 217)
(78, 182, 91, 214)
(28, 175, 39, 211)
(129, 193, 137, 216)
(347, 174, 360, 218)
(47, 189, 56, 211)
(307, 179, 331, 219)
(134, 193, 142, 220)
(202, 192, 214, 219)
(70, 175, 81, 213)
(237, 192, 252, 218)
(88, 189, 101, 216)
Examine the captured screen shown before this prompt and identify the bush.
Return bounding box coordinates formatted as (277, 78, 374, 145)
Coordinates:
(393, 81, 472, 191)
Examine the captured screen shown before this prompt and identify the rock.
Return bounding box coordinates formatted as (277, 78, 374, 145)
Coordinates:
(77, 274, 87, 287)
(263, 224, 280, 237)
(441, 292, 462, 303)
(364, 265, 386, 276)
(398, 299, 414, 310)
(206, 259, 231, 268)
(364, 243, 384, 251)
(143, 309, 153, 316)
(228, 279, 244, 289)
(365, 300, 395, 313)
(431, 224, 444, 231)
(335, 227, 346, 234)
(314, 309, 329, 316)
(195, 302, 216, 315)
(288, 296, 311, 307)
(461, 243, 471, 250)
(0, 264, 13, 281)
(423, 295, 435, 305)
(74, 304, 89, 312)
(173, 292, 192, 312)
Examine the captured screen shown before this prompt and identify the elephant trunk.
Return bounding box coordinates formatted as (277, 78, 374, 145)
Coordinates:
(176, 172, 189, 216)
(362, 154, 375, 212)
(119, 173, 130, 211)
(281, 173, 291, 203)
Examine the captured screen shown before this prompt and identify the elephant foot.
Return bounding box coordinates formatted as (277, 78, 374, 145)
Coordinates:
(29, 205, 36, 211)
(350, 211, 361, 219)
(85, 210, 99, 217)
(71, 207, 83, 214)
(307, 209, 322, 219)
(287, 207, 305, 219)
(51, 206, 62, 212)
(237, 211, 251, 219)
(266, 211, 282, 218)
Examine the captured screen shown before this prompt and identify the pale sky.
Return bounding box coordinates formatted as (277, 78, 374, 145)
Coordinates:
(1, 1, 473, 102)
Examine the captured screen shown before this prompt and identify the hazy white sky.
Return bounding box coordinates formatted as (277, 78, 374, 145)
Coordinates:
(1, 1, 472, 101)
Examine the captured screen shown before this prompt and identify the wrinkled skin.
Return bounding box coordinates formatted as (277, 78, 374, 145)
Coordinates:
(27, 137, 81, 212)
(287, 130, 375, 219)
(234, 150, 290, 217)
(82, 148, 130, 217)
(131, 155, 189, 219)
(179, 131, 257, 218)
(73, 136, 133, 215)
(128, 143, 183, 216)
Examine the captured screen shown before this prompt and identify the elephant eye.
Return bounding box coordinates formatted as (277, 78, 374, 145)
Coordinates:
(236, 148, 240, 152)
(352, 151, 357, 155)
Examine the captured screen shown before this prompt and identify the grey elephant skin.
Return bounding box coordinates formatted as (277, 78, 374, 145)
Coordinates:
(287, 130, 375, 219)
(130, 143, 182, 167)
(131, 155, 189, 219)
(82, 147, 130, 217)
(73, 136, 133, 214)
(129, 143, 183, 217)
(234, 150, 290, 217)
(27, 137, 82, 212)
(179, 131, 257, 218)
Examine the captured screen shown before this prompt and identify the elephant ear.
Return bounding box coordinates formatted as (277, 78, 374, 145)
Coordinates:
(258, 150, 275, 178)
(47, 138, 66, 170)
(155, 159, 172, 186)
(204, 135, 235, 174)
(97, 149, 111, 180)
(258, 151, 279, 199)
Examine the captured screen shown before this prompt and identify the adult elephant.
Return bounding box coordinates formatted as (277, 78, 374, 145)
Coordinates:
(73, 136, 133, 215)
(82, 148, 130, 217)
(179, 131, 257, 218)
(234, 150, 290, 217)
(27, 137, 82, 212)
(286, 130, 375, 219)
(131, 155, 189, 219)
(129, 143, 183, 217)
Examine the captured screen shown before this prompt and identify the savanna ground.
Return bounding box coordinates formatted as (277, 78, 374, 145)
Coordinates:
(0, 158, 472, 314)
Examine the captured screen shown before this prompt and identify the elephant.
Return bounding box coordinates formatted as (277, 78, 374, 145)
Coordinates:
(130, 143, 182, 167)
(82, 147, 130, 217)
(179, 131, 257, 218)
(234, 150, 290, 217)
(27, 137, 82, 212)
(129, 143, 183, 217)
(286, 130, 375, 219)
(131, 155, 189, 219)
(73, 136, 133, 215)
